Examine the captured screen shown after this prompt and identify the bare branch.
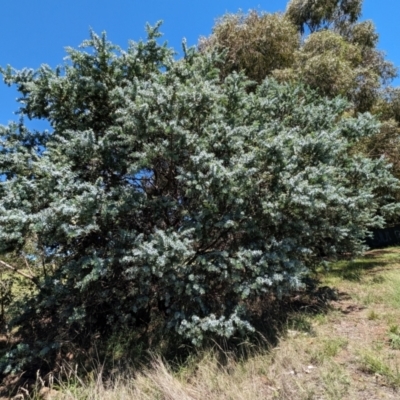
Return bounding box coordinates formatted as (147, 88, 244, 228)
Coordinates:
(0, 259, 39, 286)
(22, 255, 36, 278)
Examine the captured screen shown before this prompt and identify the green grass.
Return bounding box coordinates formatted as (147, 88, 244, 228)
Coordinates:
(358, 350, 400, 388)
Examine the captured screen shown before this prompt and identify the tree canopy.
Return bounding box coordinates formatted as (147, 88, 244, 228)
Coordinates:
(285, 0, 362, 34)
(198, 11, 300, 83)
(200, 0, 397, 114)
(200, 0, 400, 207)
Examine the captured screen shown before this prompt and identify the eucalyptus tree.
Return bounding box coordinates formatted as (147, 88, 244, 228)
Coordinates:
(198, 11, 300, 83)
(201, 0, 397, 114)
(0, 25, 398, 374)
(285, 0, 362, 34)
(273, 28, 397, 113)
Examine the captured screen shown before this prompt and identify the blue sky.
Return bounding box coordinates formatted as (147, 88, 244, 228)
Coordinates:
(0, 0, 399, 128)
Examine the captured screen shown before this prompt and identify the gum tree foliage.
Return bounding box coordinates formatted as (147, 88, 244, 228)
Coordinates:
(275, 30, 362, 98)
(0, 25, 398, 372)
(284, 0, 397, 113)
(200, 1, 397, 114)
(285, 0, 362, 34)
(274, 28, 397, 113)
(198, 11, 300, 83)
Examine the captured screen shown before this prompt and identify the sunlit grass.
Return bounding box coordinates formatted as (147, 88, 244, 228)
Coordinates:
(358, 350, 400, 388)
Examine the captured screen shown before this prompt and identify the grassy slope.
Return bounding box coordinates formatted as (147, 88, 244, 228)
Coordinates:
(4, 247, 400, 400)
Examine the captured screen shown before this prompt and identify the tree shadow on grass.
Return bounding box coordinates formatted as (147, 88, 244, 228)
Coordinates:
(1, 281, 341, 395)
(325, 248, 400, 282)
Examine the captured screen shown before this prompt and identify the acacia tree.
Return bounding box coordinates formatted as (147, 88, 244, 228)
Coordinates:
(0, 25, 398, 373)
(200, 0, 400, 214)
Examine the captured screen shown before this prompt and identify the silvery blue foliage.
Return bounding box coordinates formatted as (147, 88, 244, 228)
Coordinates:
(0, 24, 398, 372)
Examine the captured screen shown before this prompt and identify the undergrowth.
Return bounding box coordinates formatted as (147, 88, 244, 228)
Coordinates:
(1, 247, 400, 399)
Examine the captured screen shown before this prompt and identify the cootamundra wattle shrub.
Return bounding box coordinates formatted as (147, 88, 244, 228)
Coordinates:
(0, 25, 398, 373)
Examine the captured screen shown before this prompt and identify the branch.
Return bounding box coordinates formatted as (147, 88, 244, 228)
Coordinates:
(22, 255, 36, 278)
(0, 259, 39, 286)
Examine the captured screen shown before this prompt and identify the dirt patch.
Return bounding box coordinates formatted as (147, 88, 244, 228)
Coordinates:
(315, 293, 400, 399)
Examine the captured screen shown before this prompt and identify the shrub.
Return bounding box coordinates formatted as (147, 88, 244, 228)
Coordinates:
(0, 25, 398, 373)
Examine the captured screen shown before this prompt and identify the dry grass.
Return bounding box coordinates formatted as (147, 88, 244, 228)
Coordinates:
(10, 247, 400, 399)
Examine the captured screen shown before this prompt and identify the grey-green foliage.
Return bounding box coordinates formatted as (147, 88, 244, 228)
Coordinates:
(0, 25, 398, 372)
(285, 0, 362, 34)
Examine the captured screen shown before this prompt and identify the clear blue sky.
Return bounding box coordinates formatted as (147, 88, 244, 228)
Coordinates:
(0, 0, 399, 128)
